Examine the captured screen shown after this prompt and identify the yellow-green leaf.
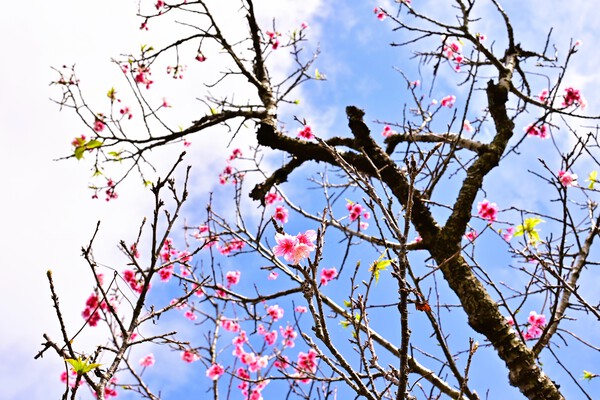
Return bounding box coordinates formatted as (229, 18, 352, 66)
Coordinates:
(65, 357, 102, 374)
(586, 171, 597, 189)
(343, 300, 352, 308)
(514, 217, 544, 245)
(369, 253, 392, 283)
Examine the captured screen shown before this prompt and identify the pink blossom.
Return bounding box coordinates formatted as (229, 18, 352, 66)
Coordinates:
(373, 7, 386, 20)
(502, 227, 515, 241)
(274, 355, 290, 369)
(119, 106, 133, 120)
(273, 233, 299, 262)
(195, 53, 207, 62)
(463, 120, 473, 132)
(206, 364, 225, 380)
(296, 349, 318, 382)
(221, 319, 241, 332)
(268, 271, 279, 280)
(184, 310, 197, 321)
(233, 331, 248, 346)
(296, 230, 317, 251)
(139, 353, 155, 367)
(558, 170, 578, 187)
(134, 66, 153, 89)
(528, 311, 546, 327)
(295, 306, 307, 313)
(477, 199, 498, 223)
(264, 330, 278, 345)
(524, 123, 548, 139)
(161, 97, 171, 108)
(228, 148, 243, 161)
(159, 265, 173, 282)
(297, 125, 314, 140)
(575, 40, 583, 47)
(226, 270, 241, 288)
(265, 191, 282, 205)
(267, 304, 284, 321)
(93, 119, 106, 132)
(538, 89, 550, 104)
(562, 87, 586, 109)
(155, 1, 165, 10)
(382, 125, 396, 137)
(320, 267, 337, 286)
(273, 205, 289, 223)
(506, 316, 515, 326)
(440, 95, 456, 108)
(280, 324, 298, 347)
(464, 230, 478, 242)
(301, 22, 309, 30)
(181, 350, 200, 363)
(414, 236, 422, 243)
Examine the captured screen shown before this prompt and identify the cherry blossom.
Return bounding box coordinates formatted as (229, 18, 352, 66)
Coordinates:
(562, 87, 586, 109)
(272, 231, 316, 264)
(265, 191, 282, 205)
(524, 123, 548, 139)
(464, 230, 478, 242)
(382, 125, 396, 137)
(300, 22, 309, 30)
(538, 89, 550, 104)
(558, 170, 578, 187)
(221, 318, 241, 332)
(477, 199, 498, 223)
(139, 353, 155, 367)
(181, 350, 200, 363)
(273, 205, 289, 223)
(268, 271, 278, 280)
(440, 95, 456, 108)
(297, 125, 314, 140)
(463, 120, 473, 132)
(267, 304, 284, 321)
(502, 227, 515, 241)
(184, 310, 197, 321)
(280, 324, 298, 347)
(295, 306, 307, 313)
(373, 7, 386, 21)
(320, 267, 337, 286)
(226, 270, 241, 288)
(206, 364, 225, 380)
(93, 119, 106, 132)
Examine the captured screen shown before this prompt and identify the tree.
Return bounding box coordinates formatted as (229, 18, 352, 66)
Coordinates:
(37, 1, 600, 399)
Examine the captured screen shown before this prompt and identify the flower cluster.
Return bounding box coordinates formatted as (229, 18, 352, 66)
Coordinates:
(443, 38, 464, 71)
(346, 201, 370, 229)
(81, 293, 109, 327)
(440, 95, 456, 108)
(373, 7, 386, 21)
(266, 30, 280, 50)
(134, 65, 153, 89)
(558, 170, 578, 187)
(508, 311, 547, 340)
(524, 123, 548, 139)
(562, 87, 586, 109)
(477, 199, 498, 223)
(139, 353, 155, 368)
(166, 64, 187, 79)
(320, 267, 337, 286)
(272, 230, 317, 264)
(219, 148, 245, 184)
(297, 125, 314, 140)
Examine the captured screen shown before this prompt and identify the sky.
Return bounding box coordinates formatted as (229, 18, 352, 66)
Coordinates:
(1, 0, 599, 399)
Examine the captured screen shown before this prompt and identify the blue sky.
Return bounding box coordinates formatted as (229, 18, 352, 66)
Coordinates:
(1, 0, 599, 399)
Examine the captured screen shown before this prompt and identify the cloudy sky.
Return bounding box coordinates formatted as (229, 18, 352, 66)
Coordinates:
(1, 0, 599, 399)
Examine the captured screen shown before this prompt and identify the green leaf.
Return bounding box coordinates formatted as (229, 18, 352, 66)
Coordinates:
(315, 69, 327, 80)
(86, 140, 103, 149)
(74, 146, 86, 160)
(343, 300, 352, 308)
(369, 253, 392, 283)
(586, 170, 597, 189)
(65, 356, 102, 374)
(514, 217, 544, 245)
(583, 370, 598, 381)
(340, 320, 350, 328)
(107, 87, 117, 100)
